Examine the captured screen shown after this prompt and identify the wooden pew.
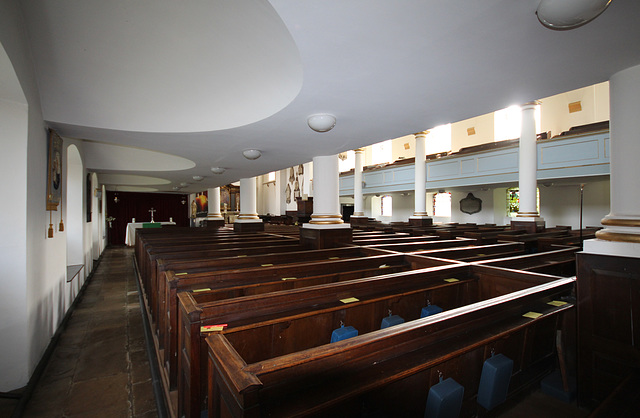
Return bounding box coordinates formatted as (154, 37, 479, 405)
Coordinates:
(409, 242, 525, 261)
(206, 274, 575, 417)
(178, 264, 566, 418)
(138, 236, 300, 321)
(472, 247, 579, 277)
(361, 237, 477, 253)
(159, 253, 450, 392)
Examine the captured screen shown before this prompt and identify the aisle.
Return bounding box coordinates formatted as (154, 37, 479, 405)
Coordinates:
(22, 247, 157, 417)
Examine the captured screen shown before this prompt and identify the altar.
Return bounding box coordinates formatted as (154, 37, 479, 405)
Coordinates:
(125, 222, 176, 246)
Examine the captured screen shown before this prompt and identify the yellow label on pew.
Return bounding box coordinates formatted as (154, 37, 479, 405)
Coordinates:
(379, 264, 390, 269)
(340, 297, 360, 304)
(444, 278, 459, 283)
(261, 263, 273, 267)
(175, 272, 188, 276)
(476, 253, 487, 256)
(281, 277, 297, 281)
(237, 255, 247, 258)
(547, 300, 568, 307)
(328, 257, 340, 260)
(192, 288, 210, 293)
(201, 324, 227, 333)
(523, 311, 542, 319)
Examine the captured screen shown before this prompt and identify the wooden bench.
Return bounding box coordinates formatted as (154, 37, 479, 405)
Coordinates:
(206, 275, 575, 417)
(159, 253, 451, 392)
(472, 247, 579, 277)
(178, 264, 567, 417)
(409, 242, 525, 261)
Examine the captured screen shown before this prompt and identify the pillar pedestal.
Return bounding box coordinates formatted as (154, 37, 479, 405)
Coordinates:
(510, 216, 545, 233)
(409, 216, 433, 227)
(300, 224, 352, 249)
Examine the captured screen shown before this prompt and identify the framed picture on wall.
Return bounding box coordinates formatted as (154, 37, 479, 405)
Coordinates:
(46, 130, 63, 211)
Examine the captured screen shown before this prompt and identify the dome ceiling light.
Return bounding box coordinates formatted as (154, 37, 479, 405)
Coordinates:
(242, 149, 262, 160)
(307, 113, 336, 133)
(536, 0, 613, 30)
(210, 167, 226, 174)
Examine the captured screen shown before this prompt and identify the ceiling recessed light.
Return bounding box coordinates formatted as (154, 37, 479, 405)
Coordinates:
(192, 175, 204, 181)
(180, 182, 189, 187)
(210, 167, 226, 174)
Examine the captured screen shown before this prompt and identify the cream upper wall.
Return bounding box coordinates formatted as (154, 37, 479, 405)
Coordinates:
(379, 82, 611, 159)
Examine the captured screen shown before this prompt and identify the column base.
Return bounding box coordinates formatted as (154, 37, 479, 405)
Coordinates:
(300, 224, 352, 249)
(576, 251, 640, 408)
(409, 216, 433, 227)
(202, 218, 225, 229)
(510, 217, 545, 233)
(233, 220, 264, 233)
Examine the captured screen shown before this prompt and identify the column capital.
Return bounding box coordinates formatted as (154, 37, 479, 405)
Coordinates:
(413, 130, 430, 137)
(521, 100, 541, 109)
(354, 148, 365, 153)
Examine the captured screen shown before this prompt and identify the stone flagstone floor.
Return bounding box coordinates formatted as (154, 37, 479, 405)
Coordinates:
(1, 247, 157, 418)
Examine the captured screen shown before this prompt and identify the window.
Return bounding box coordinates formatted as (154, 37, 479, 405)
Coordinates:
(426, 124, 452, 155)
(371, 139, 392, 165)
(506, 187, 540, 217)
(494, 105, 522, 142)
(494, 104, 541, 142)
(267, 171, 276, 182)
(338, 151, 355, 173)
(381, 195, 392, 217)
(433, 192, 451, 217)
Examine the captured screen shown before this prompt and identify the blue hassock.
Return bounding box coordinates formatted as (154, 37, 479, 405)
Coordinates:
(330, 324, 358, 343)
(477, 353, 513, 410)
(420, 304, 443, 318)
(424, 377, 464, 418)
(380, 314, 404, 329)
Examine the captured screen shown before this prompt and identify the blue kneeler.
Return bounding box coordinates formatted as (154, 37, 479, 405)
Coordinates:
(330, 324, 358, 343)
(381, 314, 404, 329)
(421, 304, 443, 318)
(425, 377, 464, 418)
(477, 353, 513, 410)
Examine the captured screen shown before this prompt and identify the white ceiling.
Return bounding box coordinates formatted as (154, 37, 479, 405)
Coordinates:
(18, 0, 640, 193)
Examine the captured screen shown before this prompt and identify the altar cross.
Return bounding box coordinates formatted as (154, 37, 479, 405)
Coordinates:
(149, 207, 156, 223)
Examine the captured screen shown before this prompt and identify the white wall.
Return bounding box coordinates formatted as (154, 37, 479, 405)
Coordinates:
(539, 180, 610, 229)
(450, 190, 496, 225)
(0, 95, 30, 389)
(1, 1, 102, 390)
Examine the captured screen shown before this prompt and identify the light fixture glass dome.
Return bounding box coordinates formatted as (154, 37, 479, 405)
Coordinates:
(210, 167, 226, 174)
(242, 149, 262, 160)
(536, 0, 612, 30)
(192, 175, 204, 181)
(307, 113, 336, 132)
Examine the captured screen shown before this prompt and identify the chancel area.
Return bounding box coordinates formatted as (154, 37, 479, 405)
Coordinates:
(2, 1, 640, 417)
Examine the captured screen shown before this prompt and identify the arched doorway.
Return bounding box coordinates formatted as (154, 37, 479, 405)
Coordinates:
(66, 145, 84, 306)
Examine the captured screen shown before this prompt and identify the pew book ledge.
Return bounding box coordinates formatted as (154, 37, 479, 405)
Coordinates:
(207, 277, 575, 415)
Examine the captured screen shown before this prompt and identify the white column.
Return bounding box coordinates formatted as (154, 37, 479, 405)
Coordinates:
(352, 148, 366, 218)
(206, 187, 223, 220)
(236, 177, 261, 223)
(411, 131, 430, 219)
(304, 155, 350, 229)
(585, 64, 640, 257)
(517, 102, 541, 218)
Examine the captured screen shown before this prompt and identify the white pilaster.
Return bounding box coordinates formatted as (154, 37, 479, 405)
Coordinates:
(410, 131, 430, 219)
(352, 148, 366, 218)
(585, 64, 640, 256)
(236, 177, 261, 223)
(304, 155, 349, 229)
